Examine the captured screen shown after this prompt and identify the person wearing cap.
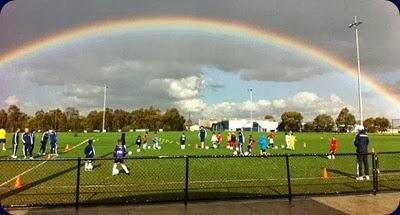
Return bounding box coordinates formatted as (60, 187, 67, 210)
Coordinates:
(354, 128, 370, 180)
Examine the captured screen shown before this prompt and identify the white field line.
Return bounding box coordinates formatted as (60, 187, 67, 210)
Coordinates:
(26, 173, 400, 190)
(0, 138, 92, 187)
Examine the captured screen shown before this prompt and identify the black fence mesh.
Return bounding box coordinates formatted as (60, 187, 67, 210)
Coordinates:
(376, 152, 400, 191)
(0, 152, 398, 207)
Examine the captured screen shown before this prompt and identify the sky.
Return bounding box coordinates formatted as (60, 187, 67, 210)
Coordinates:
(0, 0, 399, 121)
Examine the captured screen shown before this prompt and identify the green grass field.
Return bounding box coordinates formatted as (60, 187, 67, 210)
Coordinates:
(0, 131, 399, 207)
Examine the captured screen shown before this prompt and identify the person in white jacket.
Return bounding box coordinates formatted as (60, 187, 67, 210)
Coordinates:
(211, 132, 218, 149)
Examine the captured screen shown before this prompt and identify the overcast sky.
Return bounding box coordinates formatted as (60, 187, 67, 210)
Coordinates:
(0, 0, 399, 121)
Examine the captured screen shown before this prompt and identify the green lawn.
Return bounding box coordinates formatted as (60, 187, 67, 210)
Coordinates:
(0, 131, 399, 206)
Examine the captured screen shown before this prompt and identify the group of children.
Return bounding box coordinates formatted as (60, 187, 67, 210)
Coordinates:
(0, 127, 58, 159)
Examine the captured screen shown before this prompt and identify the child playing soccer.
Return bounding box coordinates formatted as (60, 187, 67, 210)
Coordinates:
(230, 132, 237, 150)
(285, 132, 290, 149)
(180, 132, 186, 149)
(135, 135, 142, 150)
(247, 135, 255, 155)
(152, 132, 160, 149)
(259, 134, 268, 157)
(328, 136, 337, 159)
(238, 130, 245, 155)
(290, 132, 297, 150)
(142, 131, 148, 149)
(216, 132, 222, 148)
(226, 132, 232, 149)
(268, 130, 276, 148)
(112, 139, 130, 175)
(211, 132, 218, 149)
(84, 139, 95, 171)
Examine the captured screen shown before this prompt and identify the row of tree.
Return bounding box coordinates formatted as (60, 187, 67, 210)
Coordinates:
(0, 105, 185, 132)
(0, 105, 391, 133)
(275, 107, 391, 132)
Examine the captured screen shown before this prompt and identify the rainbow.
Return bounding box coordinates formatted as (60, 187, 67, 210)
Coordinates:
(0, 17, 399, 109)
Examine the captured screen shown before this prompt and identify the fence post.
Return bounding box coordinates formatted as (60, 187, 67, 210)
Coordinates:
(75, 157, 81, 210)
(371, 153, 376, 195)
(184, 156, 189, 205)
(285, 155, 292, 202)
(374, 153, 379, 193)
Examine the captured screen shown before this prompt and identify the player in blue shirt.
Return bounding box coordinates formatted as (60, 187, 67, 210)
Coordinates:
(49, 130, 58, 156)
(84, 139, 95, 171)
(38, 130, 49, 155)
(259, 134, 268, 157)
(112, 139, 130, 175)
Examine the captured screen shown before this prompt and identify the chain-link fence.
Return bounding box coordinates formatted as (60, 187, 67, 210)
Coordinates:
(0, 152, 399, 208)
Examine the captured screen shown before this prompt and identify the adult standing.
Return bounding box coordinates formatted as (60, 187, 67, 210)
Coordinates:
(354, 129, 370, 180)
(11, 128, 20, 159)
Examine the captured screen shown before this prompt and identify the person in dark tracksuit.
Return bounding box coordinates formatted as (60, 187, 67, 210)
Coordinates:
(238, 130, 245, 155)
(21, 128, 33, 159)
(39, 131, 49, 155)
(198, 126, 207, 149)
(49, 130, 58, 156)
(11, 128, 20, 159)
(84, 139, 95, 171)
(354, 129, 370, 180)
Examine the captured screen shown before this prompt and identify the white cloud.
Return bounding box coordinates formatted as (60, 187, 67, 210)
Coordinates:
(175, 98, 207, 113)
(197, 91, 352, 121)
(151, 76, 205, 100)
(5, 95, 19, 106)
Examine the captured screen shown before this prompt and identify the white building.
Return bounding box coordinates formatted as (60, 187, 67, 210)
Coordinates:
(212, 119, 278, 132)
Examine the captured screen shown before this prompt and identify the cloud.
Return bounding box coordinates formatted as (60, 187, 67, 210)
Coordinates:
(200, 91, 351, 120)
(150, 76, 205, 99)
(5, 95, 19, 106)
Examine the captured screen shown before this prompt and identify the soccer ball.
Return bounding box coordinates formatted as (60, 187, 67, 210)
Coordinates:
(233, 151, 238, 156)
(235, 147, 239, 151)
(157, 146, 161, 150)
(112, 169, 119, 175)
(147, 146, 152, 149)
(281, 145, 285, 149)
(136, 149, 140, 153)
(205, 146, 209, 150)
(327, 155, 332, 159)
(244, 152, 249, 156)
(226, 146, 230, 149)
(274, 146, 278, 149)
(213, 145, 217, 149)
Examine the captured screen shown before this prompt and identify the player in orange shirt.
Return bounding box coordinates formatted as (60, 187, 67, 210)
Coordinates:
(328, 136, 337, 159)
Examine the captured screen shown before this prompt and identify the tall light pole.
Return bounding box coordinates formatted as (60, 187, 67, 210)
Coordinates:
(349, 16, 363, 126)
(248, 88, 253, 122)
(102, 84, 107, 133)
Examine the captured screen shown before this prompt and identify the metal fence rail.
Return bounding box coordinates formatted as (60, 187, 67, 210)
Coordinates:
(0, 152, 399, 209)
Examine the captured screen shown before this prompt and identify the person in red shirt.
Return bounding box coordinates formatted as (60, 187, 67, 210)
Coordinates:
(216, 132, 222, 148)
(267, 130, 276, 148)
(328, 136, 337, 159)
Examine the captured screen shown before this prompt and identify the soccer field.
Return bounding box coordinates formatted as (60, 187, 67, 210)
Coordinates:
(0, 131, 399, 207)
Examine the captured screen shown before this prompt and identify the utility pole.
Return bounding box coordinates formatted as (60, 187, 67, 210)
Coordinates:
(349, 16, 364, 126)
(248, 88, 253, 122)
(102, 84, 107, 133)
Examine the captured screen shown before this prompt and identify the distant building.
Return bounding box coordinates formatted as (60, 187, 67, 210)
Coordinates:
(189, 125, 200, 132)
(211, 120, 278, 132)
(198, 119, 218, 128)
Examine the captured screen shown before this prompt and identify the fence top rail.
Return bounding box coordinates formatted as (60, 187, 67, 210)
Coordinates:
(0, 151, 396, 162)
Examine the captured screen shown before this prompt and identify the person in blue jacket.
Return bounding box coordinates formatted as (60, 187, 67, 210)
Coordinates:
(84, 139, 95, 171)
(49, 130, 58, 156)
(259, 134, 268, 157)
(112, 139, 130, 175)
(354, 129, 370, 180)
(21, 128, 33, 159)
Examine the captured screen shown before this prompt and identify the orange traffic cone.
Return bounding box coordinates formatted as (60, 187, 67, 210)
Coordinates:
(64, 144, 70, 152)
(322, 167, 329, 180)
(14, 175, 23, 189)
(47, 154, 52, 160)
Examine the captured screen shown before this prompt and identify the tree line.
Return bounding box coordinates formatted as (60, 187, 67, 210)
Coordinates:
(276, 107, 391, 133)
(0, 105, 185, 132)
(0, 105, 391, 133)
